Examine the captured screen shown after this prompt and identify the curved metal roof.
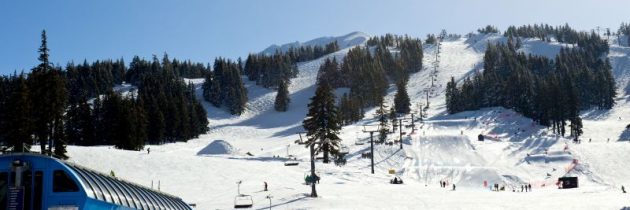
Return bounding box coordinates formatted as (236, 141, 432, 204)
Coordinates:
(66, 164, 191, 210)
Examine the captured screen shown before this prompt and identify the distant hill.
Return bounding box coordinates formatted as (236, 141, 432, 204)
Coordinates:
(260, 31, 369, 55)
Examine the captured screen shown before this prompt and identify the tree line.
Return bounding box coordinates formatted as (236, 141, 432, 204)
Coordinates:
(0, 30, 209, 158)
(319, 34, 422, 125)
(617, 22, 630, 46)
(202, 58, 248, 115)
(282, 41, 339, 63)
(446, 40, 615, 139)
(504, 24, 609, 56)
(243, 53, 297, 89)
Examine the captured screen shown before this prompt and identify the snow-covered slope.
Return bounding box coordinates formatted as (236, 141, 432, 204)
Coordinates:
(65, 33, 630, 209)
(261, 31, 369, 55)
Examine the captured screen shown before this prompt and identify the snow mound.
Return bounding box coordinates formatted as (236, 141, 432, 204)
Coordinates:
(197, 140, 235, 155)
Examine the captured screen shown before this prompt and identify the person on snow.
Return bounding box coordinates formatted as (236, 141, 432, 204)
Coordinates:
(452, 184, 456, 191)
(147, 147, 150, 154)
(528, 183, 532, 192)
(521, 185, 524, 192)
(622, 185, 626, 193)
(264, 182, 268, 191)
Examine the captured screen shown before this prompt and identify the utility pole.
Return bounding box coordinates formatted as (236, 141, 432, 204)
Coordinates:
(399, 119, 403, 150)
(309, 143, 317, 197)
(397, 113, 417, 150)
(426, 90, 429, 107)
(369, 132, 374, 174)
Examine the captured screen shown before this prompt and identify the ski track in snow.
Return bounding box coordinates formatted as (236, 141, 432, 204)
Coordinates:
(66, 34, 630, 209)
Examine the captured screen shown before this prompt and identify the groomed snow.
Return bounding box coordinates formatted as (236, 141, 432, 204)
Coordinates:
(65, 33, 630, 209)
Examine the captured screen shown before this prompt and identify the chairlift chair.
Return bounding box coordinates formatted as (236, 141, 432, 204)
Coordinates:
(284, 156, 299, 166)
(355, 139, 365, 145)
(234, 194, 253, 208)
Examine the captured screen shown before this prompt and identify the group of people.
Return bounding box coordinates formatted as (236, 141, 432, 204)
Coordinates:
(440, 180, 456, 191)
(440, 180, 449, 188)
(519, 184, 532, 192)
(390, 177, 403, 184)
(491, 183, 504, 191)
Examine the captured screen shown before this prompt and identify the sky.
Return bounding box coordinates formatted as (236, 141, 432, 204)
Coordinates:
(1, 0, 629, 75)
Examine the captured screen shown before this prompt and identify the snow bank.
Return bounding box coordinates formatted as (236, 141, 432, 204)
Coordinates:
(197, 140, 235, 155)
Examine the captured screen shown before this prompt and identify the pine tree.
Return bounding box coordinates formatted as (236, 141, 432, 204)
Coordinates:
(445, 77, 460, 114)
(389, 107, 398, 132)
(6, 75, 32, 152)
(274, 79, 290, 112)
(377, 103, 388, 143)
(207, 72, 222, 107)
(302, 82, 342, 164)
(394, 81, 411, 114)
(28, 30, 69, 157)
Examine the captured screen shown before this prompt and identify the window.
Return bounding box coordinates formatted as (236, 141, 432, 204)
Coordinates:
(53, 170, 79, 192)
(34, 171, 43, 210)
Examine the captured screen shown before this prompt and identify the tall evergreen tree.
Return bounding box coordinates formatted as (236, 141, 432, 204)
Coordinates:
(445, 77, 460, 114)
(274, 79, 290, 112)
(394, 81, 411, 114)
(302, 82, 342, 164)
(376, 102, 388, 143)
(5, 75, 32, 152)
(28, 30, 69, 157)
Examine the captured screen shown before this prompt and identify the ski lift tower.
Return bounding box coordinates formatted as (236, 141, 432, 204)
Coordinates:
(423, 88, 430, 109)
(362, 124, 380, 174)
(397, 113, 417, 150)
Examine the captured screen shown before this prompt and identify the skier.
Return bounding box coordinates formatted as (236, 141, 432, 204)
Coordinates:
(521, 185, 524, 192)
(452, 184, 456, 191)
(622, 185, 626, 193)
(264, 182, 268, 191)
(147, 147, 150, 154)
(528, 183, 532, 192)
(589, 138, 592, 143)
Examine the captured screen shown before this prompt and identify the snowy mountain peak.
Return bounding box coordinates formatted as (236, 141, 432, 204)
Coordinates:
(261, 31, 370, 55)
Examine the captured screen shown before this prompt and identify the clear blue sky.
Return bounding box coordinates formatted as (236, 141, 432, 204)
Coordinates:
(1, 0, 629, 75)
